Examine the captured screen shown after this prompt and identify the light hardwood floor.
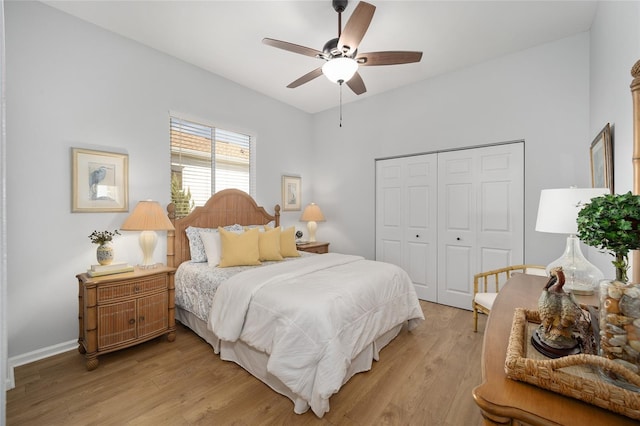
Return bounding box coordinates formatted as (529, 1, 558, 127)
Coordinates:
(7, 301, 484, 425)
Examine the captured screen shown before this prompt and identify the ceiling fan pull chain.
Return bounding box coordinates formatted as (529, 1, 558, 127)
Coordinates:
(339, 82, 343, 127)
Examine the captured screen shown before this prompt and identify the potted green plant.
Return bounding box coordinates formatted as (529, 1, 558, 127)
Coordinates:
(89, 229, 120, 265)
(576, 191, 640, 282)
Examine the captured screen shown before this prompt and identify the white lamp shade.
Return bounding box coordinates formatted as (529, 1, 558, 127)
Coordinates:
(535, 188, 609, 234)
(322, 58, 358, 84)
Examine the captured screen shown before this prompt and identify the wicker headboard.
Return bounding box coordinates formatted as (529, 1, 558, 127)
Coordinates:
(166, 189, 280, 268)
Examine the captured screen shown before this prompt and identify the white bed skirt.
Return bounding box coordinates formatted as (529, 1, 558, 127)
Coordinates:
(175, 306, 405, 416)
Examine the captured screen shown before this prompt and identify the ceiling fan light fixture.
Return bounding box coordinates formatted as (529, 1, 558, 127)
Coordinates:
(322, 57, 358, 84)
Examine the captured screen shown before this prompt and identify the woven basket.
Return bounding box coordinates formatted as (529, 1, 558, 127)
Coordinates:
(505, 308, 640, 420)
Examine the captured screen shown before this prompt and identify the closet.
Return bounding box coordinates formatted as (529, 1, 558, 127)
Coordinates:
(375, 142, 524, 310)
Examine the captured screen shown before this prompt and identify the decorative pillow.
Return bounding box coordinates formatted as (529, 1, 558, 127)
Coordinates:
(185, 225, 244, 262)
(218, 227, 261, 267)
(259, 227, 283, 261)
(185, 226, 216, 262)
(280, 226, 301, 258)
(199, 230, 222, 267)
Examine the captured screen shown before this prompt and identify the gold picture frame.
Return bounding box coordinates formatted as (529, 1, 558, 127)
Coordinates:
(590, 123, 613, 193)
(72, 148, 129, 212)
(281, 175, 301, 211)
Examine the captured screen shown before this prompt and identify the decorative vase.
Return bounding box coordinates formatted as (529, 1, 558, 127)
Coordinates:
(598, 279, 640, 391)
(96, 243, 114, 265)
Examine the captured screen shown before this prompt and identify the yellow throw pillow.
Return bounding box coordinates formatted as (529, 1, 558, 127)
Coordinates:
(259, 227, 283, 261)
(218, 227, 261, 267)
(280, 226, 301, 258)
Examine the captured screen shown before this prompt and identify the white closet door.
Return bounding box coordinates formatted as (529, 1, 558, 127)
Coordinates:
(376, 154, 438, 301)
(437, 143, 524, 310)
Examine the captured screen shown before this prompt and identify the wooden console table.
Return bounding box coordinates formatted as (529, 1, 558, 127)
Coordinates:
(472, 273, 637, 425)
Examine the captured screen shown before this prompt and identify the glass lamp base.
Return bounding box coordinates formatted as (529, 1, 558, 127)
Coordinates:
(547, 234, 604, 295)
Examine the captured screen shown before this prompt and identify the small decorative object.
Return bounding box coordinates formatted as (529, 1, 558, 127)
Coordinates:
(281, 175, 301, 211)
(300, 203, 325, 242)
(577, 191, 640, 282)
(533, 267, 583, 358)
(295, 230, 303, 239)
(89, 229, 120, 265)
(598, 279, 640, 391)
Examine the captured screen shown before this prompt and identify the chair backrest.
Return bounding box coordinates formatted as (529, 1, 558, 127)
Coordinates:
(473, 264, 547, 294)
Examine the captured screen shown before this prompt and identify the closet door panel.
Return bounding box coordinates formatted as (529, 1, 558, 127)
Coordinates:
(438, 153, 477, 309)
(443, 245, 472, 294)
(376, 154, 437, 302)
(477, 144, 524, 273)
(376, 160, 403, 267)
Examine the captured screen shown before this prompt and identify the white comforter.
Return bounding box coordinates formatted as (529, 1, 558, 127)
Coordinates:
(208, 253, 424, 417)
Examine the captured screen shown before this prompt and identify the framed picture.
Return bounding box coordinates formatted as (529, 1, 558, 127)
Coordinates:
(72, 148, 129, 212)
(281, 175, 301, 211)
(590, 123, 613, 193)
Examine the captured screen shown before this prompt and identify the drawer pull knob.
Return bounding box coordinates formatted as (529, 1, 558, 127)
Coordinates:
(139, 316, 145, 322)
(129, 318, 135, 325)
(134, 286, 140, 292)
(416, 234, 419, 238)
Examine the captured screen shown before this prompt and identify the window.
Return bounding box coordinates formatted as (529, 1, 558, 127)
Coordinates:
(170, 116, 255, 217)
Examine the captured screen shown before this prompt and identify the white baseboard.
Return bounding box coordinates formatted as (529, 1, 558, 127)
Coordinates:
(5, 339, 77, 390)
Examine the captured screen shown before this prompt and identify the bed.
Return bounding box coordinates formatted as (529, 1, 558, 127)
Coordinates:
(166, 189, 424, 417)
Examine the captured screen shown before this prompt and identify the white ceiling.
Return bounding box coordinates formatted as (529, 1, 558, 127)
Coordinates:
(42, 0, 598, 114)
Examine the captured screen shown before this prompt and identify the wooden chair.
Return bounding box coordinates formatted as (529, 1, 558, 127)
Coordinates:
(473, 264, 547, 332)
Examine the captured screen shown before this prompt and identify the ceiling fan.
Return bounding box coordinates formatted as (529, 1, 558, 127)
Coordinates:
(263, 0, 423, 96)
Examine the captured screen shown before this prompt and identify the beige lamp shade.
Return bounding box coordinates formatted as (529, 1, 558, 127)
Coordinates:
(121, 200, 174, 268)
(300, 203, 325, 222)
(121, 200, 175, 231)
(300, 203, 325, 243)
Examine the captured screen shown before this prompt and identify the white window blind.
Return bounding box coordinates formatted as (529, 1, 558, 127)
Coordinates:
(170, 116, 254, 209)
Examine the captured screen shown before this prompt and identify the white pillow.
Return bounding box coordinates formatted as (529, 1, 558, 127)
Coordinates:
(185, 226, 216, 262)
(199, 229, 222, 267)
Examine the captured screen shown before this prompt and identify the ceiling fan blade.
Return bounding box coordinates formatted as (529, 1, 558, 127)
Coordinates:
(338, 1, 376, 56)
(287, 67, 324, 88)
(346, 71, 367, 95)
(356, 51, 423, 66)
(262, 38, 324, 59)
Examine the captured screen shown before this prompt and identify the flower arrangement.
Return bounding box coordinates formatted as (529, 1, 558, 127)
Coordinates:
(88, 229, 120, 245)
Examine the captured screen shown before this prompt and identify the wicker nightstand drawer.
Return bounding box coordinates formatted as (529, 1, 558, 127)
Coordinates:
(96, 274, 168, 302)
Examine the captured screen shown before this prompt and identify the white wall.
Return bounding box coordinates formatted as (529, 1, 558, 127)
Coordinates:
(587, 0, 640, 276)
(5, 1, 313, 359)
(311, 33, 592, 266)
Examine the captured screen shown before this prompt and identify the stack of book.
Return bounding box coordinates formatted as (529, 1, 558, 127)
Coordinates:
(87, 261, 134, 277)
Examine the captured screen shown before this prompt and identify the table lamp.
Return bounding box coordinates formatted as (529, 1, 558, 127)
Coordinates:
(300, 203, 325, 242)
(121, 200, 175, 268)
(535, 187, 609, 294)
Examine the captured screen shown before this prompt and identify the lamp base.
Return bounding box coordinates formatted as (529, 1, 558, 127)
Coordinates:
(138, 230, 159, 269)
(547, 235, 603, 295)
(307, 221, 318, 243)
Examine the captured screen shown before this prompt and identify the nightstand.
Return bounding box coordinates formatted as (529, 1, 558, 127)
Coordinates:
(296, 241, 330, 254)
(76, 265, 176, 370)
